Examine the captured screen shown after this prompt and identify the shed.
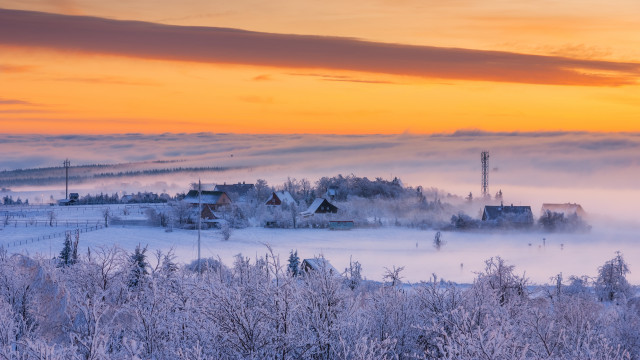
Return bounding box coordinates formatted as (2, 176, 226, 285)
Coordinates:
(329, 220, 354, 230)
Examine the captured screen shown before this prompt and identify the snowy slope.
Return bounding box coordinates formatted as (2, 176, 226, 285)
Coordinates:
(4, 219, 640, 285)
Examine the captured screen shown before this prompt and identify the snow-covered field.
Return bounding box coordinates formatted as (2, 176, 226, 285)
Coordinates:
(2, 204, 638, 285)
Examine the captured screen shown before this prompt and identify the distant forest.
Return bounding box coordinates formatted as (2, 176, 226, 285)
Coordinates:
(0, 160, 240, 187)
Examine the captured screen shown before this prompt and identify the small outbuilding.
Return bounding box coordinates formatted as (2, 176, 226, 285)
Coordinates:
(329, 220, 354, 230)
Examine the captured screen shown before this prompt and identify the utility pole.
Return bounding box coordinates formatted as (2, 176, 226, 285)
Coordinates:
(197, 179, 202, 275)
(63, 159, 70, 199)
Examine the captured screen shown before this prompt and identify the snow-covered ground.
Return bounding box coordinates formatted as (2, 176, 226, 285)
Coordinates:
(3, 205, 638, 285)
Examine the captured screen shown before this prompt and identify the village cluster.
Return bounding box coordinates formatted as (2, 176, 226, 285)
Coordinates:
(29, 175, 588, 234)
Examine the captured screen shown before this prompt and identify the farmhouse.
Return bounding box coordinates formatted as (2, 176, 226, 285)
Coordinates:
(541, 203, 586, 218)
(214, 182, 255, 202)
(182, 190, 231, 211)
(301, 198, 338, 216)
(482, 204, 534, 227)
(265, 191, 296, 206)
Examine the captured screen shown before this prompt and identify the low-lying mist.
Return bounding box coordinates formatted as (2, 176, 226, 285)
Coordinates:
(1, 132, 638, 223)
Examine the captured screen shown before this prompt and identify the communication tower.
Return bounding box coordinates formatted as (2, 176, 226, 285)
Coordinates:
(63, 159, 70, 199)
(481, 151, 489, 198)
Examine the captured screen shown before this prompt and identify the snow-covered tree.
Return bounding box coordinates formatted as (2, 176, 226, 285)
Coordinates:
(287, 250, 300, 276)
(128, 244, 149, 288)
(433, 231, 444, 250)
(595, 251, 632, 302)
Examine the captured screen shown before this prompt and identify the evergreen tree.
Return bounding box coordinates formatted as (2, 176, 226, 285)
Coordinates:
(129, 244, 149, 287)
(59, 232, 72, 266)
(59, 230, 79, 267)
(287, 250, 300, 276)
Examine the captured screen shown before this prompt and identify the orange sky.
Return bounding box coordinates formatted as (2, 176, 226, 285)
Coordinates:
(0, 0, 639, 134)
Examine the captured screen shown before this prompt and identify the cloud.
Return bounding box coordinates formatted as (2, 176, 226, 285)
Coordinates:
(1, 8, 639, 86)
(0, 109, 51, 114)
(0, 98, 32, 105)
(252, 74, 272, 81)
(0, 64, 35, 73)
(287, 72, 397, 84)
(52, 76, 160, 86)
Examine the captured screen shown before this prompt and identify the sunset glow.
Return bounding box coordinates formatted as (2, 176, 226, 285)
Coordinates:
(1, 1, 639, 134)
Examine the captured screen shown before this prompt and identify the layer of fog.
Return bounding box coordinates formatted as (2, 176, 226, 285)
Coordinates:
(2, 132, 639, 223)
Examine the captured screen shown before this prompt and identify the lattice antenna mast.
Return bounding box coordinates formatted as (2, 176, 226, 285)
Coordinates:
(481, 151, 489, 197)
(197, 179, 202, 276)
(63, 159, 70, 199)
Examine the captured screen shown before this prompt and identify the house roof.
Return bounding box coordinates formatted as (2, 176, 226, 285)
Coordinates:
(541, 203, 586, 216)
(214, 183, 254, 196)
(482, 205, 533, 222)
(302, 198, 337, 215)
(266, 191, 296, 205)
(183, 190, 228, 205)
(302, 258, 340, 276)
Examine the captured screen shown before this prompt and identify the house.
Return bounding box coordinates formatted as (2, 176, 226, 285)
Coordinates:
(541, 203, 586, 218)
(482, 204, 534, 227)
(301, 198, 338, 216)
(214, 182, 255, 202)
(120, 194, 135, 203)
(58, 192, 79, 206)
(265, 191, 296, 206)
(302, 258, 340, 277)
(182, 190, 231, 211)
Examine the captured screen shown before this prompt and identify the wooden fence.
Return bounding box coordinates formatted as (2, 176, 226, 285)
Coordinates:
(4, 224, 105, 248)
